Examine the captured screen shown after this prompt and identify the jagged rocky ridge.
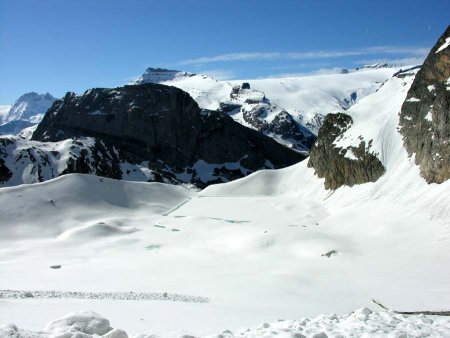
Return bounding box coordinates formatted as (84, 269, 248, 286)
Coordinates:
(307, 113, 385, 190)
(399, 25, 450, 184)
(0, 136, 181, 187)
(5, 83, 306, 188)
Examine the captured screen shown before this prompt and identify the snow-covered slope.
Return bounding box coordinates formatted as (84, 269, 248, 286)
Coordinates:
(0, 105, 12, 122)
(1, 71, 449, 337)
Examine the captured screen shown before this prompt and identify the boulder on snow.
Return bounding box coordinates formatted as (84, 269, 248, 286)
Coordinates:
(44, 311, 112, 335)
(308, 113, 385, 190)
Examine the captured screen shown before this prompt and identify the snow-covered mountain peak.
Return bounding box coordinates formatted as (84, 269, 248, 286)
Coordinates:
(130, 67, 214, 85)
(3, 92, 56, 124)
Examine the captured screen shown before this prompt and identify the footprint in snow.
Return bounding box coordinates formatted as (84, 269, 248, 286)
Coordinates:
(145, 244, 161, 250)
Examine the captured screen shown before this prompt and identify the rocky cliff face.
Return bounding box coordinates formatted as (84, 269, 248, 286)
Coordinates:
(307, 113, 385, 190)
(28, 83, 304, 187)
(399, 25, 450, 184)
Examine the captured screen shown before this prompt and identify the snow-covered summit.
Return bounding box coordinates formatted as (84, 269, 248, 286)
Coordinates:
(2, 92, 56, 124)
(130, 67, 212, 85)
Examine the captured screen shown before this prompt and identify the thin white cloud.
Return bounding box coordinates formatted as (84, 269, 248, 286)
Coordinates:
(180, 52, 282, 64)
(200, 69, 237, 80)
(264, 67, 349, 79)
(179, 46, 429, 65)
(271, 62, 331, 70)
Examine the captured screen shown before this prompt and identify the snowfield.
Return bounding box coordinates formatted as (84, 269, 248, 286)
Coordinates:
(2, 308, 450, 338)
(1, 72, 449, 337)
(146, 68, 396, 116)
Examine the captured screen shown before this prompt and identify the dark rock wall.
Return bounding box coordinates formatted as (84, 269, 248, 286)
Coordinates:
(399, 25, 450, 183)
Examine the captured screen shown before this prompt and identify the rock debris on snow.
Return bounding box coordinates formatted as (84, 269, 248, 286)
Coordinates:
(0, 290, 209, 303)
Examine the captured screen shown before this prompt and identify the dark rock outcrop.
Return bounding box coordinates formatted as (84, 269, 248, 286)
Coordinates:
(29, 83, 304, 187)
(399, 25, 450, 184)
(0, 138, 13, 183)
(307, 113, 385, 190)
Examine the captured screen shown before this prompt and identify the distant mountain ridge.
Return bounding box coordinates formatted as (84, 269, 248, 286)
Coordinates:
(0, 82, 305, 188)
(130, 66, 399, 151)
(0, 59, 420, 188)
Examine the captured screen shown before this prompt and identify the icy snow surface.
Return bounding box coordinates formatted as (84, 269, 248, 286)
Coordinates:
(0, 73, 449, 337)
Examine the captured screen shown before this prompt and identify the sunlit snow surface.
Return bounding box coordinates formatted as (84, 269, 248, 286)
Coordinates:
(2, 308, 450, 337)
(1, 73, 450, 337)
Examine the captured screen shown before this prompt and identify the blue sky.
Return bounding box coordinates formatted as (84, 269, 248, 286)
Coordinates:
(0, 0, 448, 103)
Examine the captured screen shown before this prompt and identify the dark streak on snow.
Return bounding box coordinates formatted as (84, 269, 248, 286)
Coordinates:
(162, 198, 192, 216)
